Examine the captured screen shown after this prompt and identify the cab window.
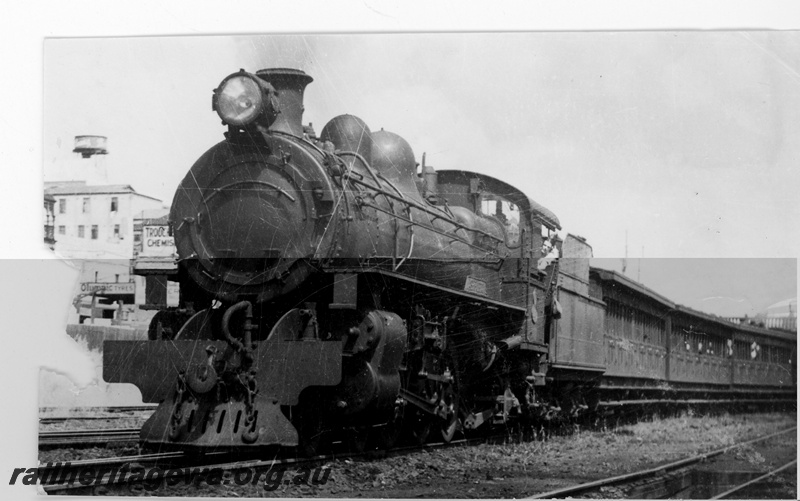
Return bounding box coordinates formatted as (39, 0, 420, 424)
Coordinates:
(481, 197, 521, 247)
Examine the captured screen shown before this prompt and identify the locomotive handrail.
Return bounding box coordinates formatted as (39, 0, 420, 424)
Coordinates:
(337, 150, 382, 189)
(359, 198, 504, 264)
(371, 169, 418, 271)
(395, 221, 415, 271)
(326, 265, 526, 312)
(349, 176, 505, 246)
(338, 149, 413, 269)
(311, 140, 503, 252)
(205, 180, 296, 202)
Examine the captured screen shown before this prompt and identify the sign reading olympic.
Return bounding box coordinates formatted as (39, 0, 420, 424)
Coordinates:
(79, 282, 135, 295)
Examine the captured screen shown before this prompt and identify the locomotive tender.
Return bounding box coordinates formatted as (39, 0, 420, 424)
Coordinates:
(103, 68, 796, 453)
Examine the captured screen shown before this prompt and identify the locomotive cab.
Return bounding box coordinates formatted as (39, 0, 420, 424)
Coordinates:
(436, 170, 560, 255)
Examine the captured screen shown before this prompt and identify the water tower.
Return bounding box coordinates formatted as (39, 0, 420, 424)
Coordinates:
(73, 135, 109, 185)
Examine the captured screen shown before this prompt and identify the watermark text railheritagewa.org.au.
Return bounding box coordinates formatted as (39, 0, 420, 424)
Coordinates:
(9, 463, 332, 491)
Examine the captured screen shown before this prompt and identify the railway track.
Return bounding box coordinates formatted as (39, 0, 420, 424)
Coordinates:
(526, 426, 797, 499)
(39, 405, 155, 424)
(38, 451, 189, 494)
(38, 414, 796, 496)
(711, 459, 797, 499)
(597, 397, 796, 408)
(39, 428, 141, 448)
(39, 432, 490, 494)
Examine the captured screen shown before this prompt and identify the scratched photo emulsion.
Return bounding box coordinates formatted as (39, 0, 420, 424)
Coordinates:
(37, 32, 797, 498)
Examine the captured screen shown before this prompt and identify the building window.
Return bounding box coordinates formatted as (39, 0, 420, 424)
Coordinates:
(111, 197, 118, 212)
(114, 224, 120, 238)
(78, 225, 85, 238)
(59, 199, 66, 214)
(82, 197, 90, 213)
(58, 225, 65, 235)
(91, 225, 98, 240)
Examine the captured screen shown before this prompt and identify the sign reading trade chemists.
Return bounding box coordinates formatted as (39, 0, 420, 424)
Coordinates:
(142, 225, 176, 258)
(80, 282, 136, 295)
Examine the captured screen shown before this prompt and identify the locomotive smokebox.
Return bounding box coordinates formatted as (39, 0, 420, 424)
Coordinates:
(255, 68, 313, 136)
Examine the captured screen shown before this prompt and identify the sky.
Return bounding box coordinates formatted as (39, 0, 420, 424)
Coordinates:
(42, 32, 799, 261)
(39, 31, 798, 315)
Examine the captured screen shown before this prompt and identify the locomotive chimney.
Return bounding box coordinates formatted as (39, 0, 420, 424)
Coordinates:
(255, 68, 313, 136)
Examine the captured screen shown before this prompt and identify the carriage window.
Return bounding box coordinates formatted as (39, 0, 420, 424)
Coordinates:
(734, 341, 749, 359)
(750, 341, 761, 360)
(480, 197, 521, 247)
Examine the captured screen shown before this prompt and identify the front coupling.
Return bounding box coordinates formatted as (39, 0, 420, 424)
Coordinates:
(185, 363, 218, 394)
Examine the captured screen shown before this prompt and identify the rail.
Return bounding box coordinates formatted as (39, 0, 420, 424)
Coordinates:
(710, 459, 797, 499)
(39, 428, 141, 448)
(526, 426, 797, 499)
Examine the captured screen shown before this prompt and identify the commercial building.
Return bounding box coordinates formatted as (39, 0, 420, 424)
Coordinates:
(44, 193, 56, 250)
(726, 297, 797, 333)
(45, 181, 165, 323)
(763, 298, 797, 332)
(45, 181, 164, 260)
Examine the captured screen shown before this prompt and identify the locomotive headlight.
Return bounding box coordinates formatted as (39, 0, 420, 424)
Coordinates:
(213, 73, 265, 126)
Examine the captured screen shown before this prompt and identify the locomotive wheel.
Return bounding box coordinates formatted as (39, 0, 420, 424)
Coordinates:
(374, 405, 404, 450)
(294, 394, 326, 457)
(404, 409, 432, 445)
(298, 422, 325, 457)
(440, 410, 459, 443)
(343, 427, 367, 453)
(375, 424, 401, 451)
(438, 391, 460, 443)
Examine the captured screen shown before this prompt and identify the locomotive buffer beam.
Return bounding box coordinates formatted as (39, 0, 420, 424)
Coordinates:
(103, 339, 342, 448)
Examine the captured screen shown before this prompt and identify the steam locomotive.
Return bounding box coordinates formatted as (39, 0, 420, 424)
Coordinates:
(103, 68, 796, 454)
